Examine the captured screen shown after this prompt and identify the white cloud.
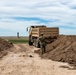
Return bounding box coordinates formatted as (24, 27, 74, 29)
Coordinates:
(0, 0, 76, 35)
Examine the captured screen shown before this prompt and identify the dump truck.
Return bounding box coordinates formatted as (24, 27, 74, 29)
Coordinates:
(27, 25, 59, 48)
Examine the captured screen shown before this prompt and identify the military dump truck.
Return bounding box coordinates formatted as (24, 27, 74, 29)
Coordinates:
(27, 25, 59, 48)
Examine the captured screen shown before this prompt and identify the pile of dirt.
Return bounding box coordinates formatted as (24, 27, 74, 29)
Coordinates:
(41, 35, 76, 65)
(0, 38, 13, 58)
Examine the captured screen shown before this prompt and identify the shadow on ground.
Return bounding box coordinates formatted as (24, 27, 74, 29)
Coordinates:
(59, 64, 76, 70)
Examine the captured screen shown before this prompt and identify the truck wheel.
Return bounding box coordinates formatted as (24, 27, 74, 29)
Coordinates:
(29, 39, 33, 45)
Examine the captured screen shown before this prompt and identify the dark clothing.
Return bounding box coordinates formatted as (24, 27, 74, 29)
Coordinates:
(39, 36, 46, 54)
(41, 45, 46, 54)
(39, 36, 46, 46)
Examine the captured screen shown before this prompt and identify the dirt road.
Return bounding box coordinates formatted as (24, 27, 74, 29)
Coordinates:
(0, 44, 76, 75)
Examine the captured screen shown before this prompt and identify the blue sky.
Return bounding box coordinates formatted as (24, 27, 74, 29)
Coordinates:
(0, 0, 76, 36)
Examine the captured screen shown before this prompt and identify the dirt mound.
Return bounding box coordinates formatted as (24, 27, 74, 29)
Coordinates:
(0, 38, 13, 51)
(0, 38, 13, 58)
(41, 35, 76, 65)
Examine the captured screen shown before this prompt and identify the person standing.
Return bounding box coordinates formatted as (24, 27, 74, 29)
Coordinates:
(39, 33, 46, 54)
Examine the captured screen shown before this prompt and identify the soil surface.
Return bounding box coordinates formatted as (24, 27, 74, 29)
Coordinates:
(0, 38, 13, 58)
(41, 35, 76, 65)
(0, 44, 76, 75)
(0, 38, 13, 51)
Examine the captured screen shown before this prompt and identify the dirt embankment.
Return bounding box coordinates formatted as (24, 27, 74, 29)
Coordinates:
(41, 35, 76, 65)
(0, 38, 13, 58)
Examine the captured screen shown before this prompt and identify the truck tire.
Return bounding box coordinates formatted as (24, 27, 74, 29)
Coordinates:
(29, 36, 33, 45)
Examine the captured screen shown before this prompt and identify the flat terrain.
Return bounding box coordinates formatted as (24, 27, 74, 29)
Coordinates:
(0, 44, 76, 75)
(1, 36, 28, 43)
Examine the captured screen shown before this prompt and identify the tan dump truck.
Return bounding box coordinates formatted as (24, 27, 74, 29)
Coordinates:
(27, 25, 59, 48)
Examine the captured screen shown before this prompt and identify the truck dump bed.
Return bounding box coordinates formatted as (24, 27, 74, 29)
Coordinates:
(31, 27, 59, 37)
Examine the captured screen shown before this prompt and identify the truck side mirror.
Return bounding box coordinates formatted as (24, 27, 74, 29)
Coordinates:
(26, 27, 28, 32)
